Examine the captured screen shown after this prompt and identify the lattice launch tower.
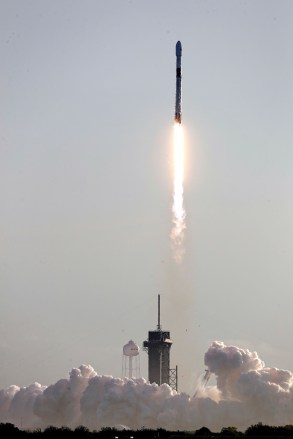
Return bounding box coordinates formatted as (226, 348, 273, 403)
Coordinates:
(143, 295, 178, 391)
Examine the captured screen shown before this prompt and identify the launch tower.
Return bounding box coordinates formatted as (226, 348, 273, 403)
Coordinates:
(143, 295, 178, 390)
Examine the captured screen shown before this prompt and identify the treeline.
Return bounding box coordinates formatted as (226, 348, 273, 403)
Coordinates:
(1, 423, 293, 438)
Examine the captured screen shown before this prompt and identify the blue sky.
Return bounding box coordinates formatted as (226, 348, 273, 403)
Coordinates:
(1, 0, 293, 396)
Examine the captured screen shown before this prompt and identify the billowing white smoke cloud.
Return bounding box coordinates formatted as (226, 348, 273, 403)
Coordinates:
(1, 341, 293, 432)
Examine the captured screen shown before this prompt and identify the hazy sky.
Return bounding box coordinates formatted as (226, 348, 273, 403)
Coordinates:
(1, 0, 293, 399)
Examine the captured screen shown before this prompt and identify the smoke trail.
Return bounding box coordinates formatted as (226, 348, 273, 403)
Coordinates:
(170, 123, 186, 264)
(1, 341, 293, 432)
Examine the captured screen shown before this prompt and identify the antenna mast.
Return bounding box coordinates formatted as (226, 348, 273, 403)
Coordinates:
(157, 294, 161, 330)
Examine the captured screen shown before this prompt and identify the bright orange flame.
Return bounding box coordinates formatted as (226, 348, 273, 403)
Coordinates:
(170, 123, 186, 263)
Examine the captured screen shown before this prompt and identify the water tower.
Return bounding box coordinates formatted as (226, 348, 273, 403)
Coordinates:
(122, 340, 140, 379)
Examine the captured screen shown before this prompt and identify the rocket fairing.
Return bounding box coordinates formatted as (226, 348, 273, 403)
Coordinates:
(175, 41, 182, 124)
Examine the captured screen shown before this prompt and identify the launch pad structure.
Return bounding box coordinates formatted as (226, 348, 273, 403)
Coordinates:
(143, 295, 178, 391)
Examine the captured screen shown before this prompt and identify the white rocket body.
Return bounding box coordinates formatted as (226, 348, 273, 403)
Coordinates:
(175, 41, 182, 124)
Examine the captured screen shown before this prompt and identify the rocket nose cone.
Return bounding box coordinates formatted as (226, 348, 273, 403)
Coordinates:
(176, 41, 182, 57)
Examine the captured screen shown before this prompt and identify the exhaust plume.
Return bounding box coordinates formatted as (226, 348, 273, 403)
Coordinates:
(170, 123, 186, 264)
(1, 341, 293, 431)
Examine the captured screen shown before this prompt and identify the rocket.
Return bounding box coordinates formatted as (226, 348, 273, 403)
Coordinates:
(175, 41, 182, 124)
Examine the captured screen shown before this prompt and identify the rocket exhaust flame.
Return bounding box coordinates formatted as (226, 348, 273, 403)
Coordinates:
(171, 122, 186, 263)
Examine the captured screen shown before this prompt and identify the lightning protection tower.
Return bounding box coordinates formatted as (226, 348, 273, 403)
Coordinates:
(143, 294, 178, 390)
